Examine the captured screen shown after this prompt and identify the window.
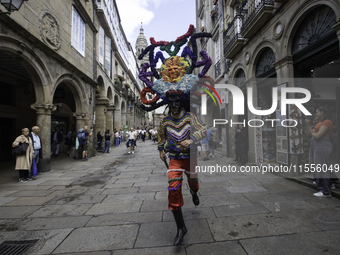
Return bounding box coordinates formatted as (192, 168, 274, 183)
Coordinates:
(105, 35, 111, 71)
(99, 27, 104, 65)
(215, 36, 220, 62)
(71, 6, 85, 56)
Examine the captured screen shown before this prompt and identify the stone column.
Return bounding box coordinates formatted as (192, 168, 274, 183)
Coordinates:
(274, 56, 298, 173)
(30, 103, 56, 172)
(73, 112, 87, 131)
(274, 55, 294, 87)
(114, 109, 121, 130)
(332, 21, 340, 51)
(96, 98, 109, 133)
(106, 104, 115, 132)
(245, 78, 258, 163)
(129, 105, 135, 128)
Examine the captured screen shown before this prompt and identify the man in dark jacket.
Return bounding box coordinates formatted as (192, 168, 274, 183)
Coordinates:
(235, 124, 248, 166)
(51, 127, 63, 156)
(29, 126, 43, 175)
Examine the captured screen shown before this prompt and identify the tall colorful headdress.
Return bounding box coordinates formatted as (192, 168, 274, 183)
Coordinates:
(138, 25, 214, 112)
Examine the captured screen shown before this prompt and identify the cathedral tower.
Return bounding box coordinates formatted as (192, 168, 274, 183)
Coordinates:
(135, 23, 149, 69)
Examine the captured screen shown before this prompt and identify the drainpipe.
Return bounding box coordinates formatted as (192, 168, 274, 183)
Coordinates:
(92, 0, 98, 154)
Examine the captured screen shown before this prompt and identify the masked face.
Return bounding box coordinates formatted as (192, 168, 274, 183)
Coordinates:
(168, 94, 183, 115)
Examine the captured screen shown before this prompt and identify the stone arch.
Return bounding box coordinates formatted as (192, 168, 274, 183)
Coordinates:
(97, 75, 105, 98)
(107, 86, 113, 103)
(230, 64, 247, 84)
(121, 100, 126, 113)
(53, 73, 86, 114)
(114, 95, 120, 109)
(253, 46, 277, 78)
(0, 35, 52, 103)
(283, 0, 340, 56)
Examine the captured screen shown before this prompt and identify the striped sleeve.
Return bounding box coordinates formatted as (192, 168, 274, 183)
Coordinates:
(189, 112, 208, 143)
(157, 119, 166, 150)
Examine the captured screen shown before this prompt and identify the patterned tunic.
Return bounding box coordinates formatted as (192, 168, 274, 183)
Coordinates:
(158, 112, 207, 159)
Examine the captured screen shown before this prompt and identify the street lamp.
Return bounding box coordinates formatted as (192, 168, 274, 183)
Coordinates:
(0, 0, 26, 14)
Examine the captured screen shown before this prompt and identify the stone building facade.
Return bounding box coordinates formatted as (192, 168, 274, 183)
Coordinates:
(197, 0, 340, 166)
(0, 0, 143, 171)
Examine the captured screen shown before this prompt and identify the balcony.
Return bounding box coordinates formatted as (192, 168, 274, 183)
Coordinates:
(198, 0, 204, 16)
(240, 0, 275, 38)
(223, 15, 246, 59)
(211, 1, 220, 28)
(122, 87, 128, 97)
(214, 60, 222, 78)
(128, 89, 136, 101)
(200, 37, 206, 49)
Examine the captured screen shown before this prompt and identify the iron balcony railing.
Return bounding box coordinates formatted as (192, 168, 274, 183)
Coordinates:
(240, 0, 274, 33)
(211, 2, 220, 28)
(214, 60, 221, 78)
(200, 37, 206, 49)
(128, 89, 136, 101)
(223, 15, 243, 56)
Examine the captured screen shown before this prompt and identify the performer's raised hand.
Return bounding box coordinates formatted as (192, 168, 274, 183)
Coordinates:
(180, 139, 193, 148)
(159, 150, 167, 161)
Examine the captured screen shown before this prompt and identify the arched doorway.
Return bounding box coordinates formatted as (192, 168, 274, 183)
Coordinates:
(255, 47, 277, 163)
(0, 51, 39, 163)
(291, 5, 339, 163)
(52, 80, 81, 155)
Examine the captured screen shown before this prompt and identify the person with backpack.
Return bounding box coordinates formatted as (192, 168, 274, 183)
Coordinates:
(78, 126, 92, 161)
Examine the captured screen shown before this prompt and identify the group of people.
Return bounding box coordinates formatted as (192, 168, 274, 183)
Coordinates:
(96, 126, 158, 154)
(198, 125, 216, 161)
(12, 126, 42, 183)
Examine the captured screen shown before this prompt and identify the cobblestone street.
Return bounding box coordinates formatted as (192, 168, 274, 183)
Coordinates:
(1, 139, 340, 254)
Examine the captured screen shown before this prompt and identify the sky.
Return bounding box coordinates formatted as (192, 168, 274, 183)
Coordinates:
(116, 0, 196, 53)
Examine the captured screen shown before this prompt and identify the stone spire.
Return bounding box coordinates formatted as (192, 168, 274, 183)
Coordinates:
(136, 22, 149, 69)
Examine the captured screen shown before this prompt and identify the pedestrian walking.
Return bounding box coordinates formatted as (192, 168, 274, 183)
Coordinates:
(51, 127, 63, 156)
(126, 127, 137, 154)
(152, 129, 158, 143)
(103, 129, 111, 153)
(141, 128, 146, 142)
(119, 128, 124, 144)
(201, 124, 212, 161)
(12, 128, 34, 183)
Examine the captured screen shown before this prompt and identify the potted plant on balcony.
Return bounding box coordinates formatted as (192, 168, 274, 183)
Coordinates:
(201, 26, 205, 32)
(210, 10, 216, 18)
(124, 83, 130, 88)
(213, 0, 218, 5)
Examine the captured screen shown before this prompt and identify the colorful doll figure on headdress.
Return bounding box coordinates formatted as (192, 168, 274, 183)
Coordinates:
(138, 25, 214, 245)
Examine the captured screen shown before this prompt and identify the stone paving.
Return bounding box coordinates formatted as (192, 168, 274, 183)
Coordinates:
(0, 139, 340, 254)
